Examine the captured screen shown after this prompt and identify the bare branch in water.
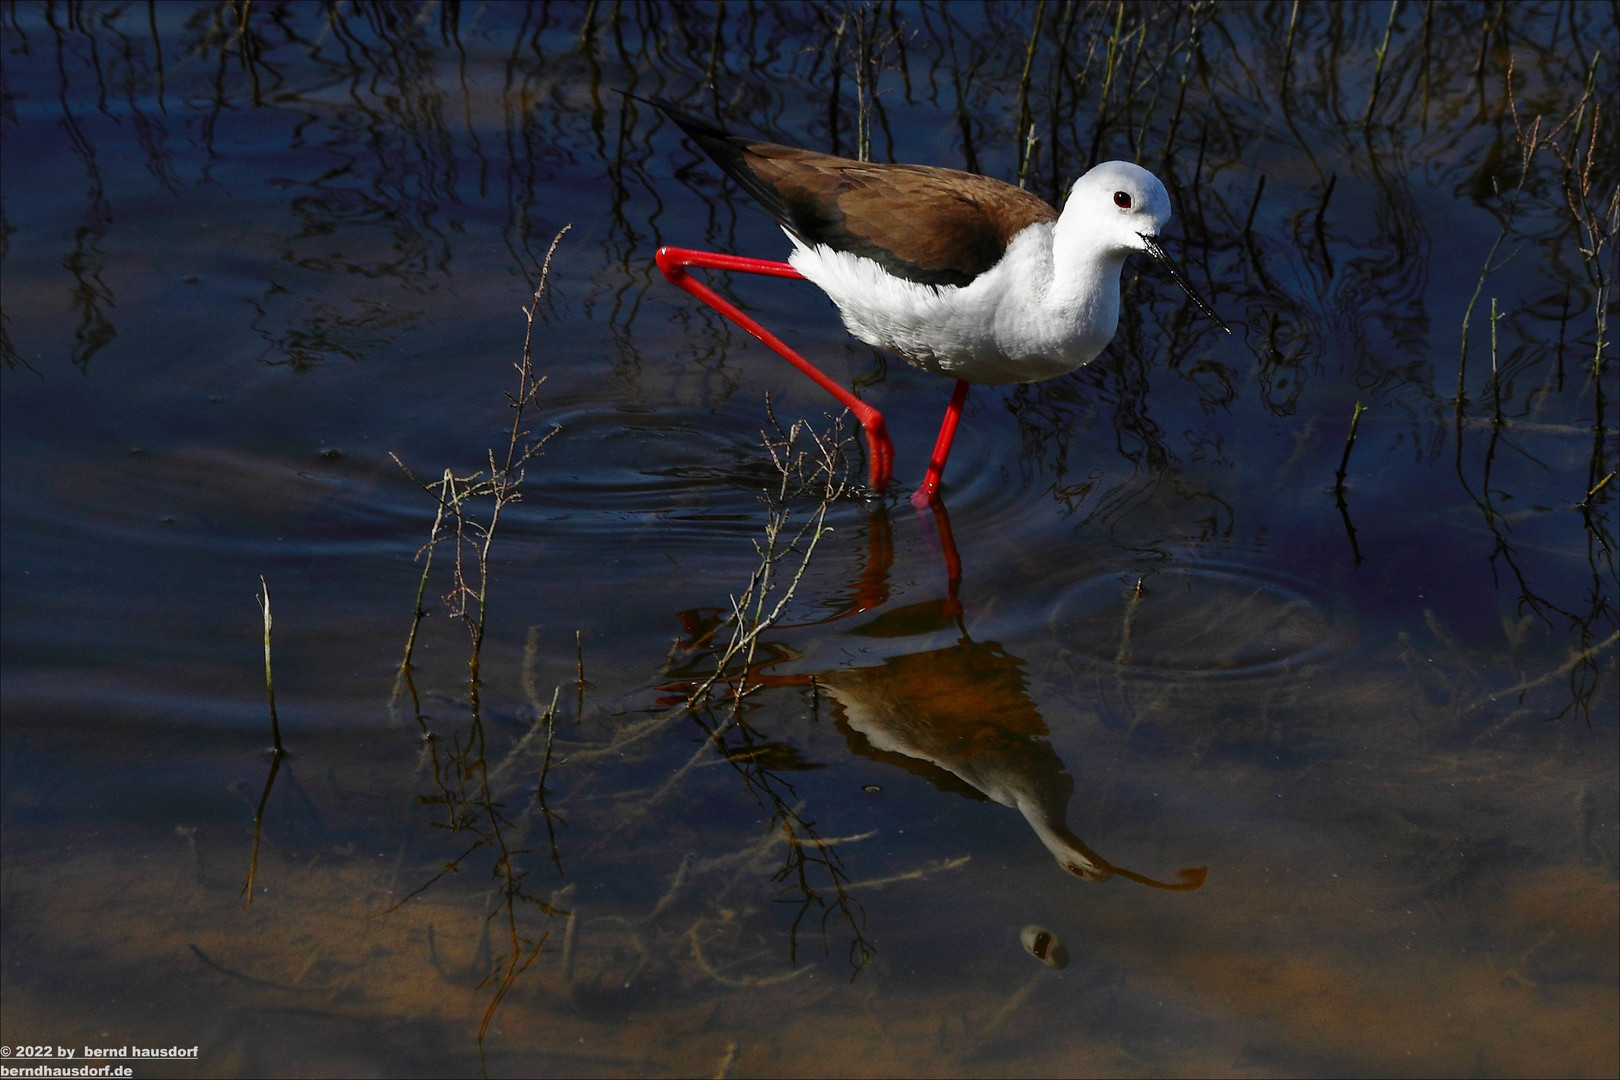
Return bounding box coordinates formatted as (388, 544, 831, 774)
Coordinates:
(379, 226, 574, 1067)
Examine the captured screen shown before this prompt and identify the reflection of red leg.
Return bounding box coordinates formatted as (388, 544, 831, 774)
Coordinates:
(925, 499, 964, 618)
(655, 246, 894, 493)
(910, 379, 970, 508)
(756, 509, 892, 629)
(852, 509, 893, 613)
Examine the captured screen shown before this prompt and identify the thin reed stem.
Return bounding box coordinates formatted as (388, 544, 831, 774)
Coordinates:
(1361, 0, 1400, 128)
(256, 575, 283, 752)
(1489, 297, 1504, 424)
(1335, 401, 1368, 492)
(1014, 0, 1046, 188)
(1280, 0, 1300, 93)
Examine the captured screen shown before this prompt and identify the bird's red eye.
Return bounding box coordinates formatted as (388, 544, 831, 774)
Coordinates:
(1114, 191, 1133, 209)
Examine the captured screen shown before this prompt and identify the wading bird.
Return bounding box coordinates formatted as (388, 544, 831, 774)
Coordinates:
(649, 99, 1228, 507)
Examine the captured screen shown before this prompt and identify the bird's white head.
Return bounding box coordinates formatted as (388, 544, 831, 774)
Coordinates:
(1058, 159, 1229, 333)
(1062, 160, 1172, 252)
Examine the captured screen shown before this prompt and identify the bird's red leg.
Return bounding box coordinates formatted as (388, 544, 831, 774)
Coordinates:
(656, 246, 894, 493)
(909, 379, 971, 509)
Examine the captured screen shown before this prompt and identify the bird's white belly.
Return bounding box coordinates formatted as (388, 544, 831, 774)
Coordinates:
(788, 240, 1116, 386)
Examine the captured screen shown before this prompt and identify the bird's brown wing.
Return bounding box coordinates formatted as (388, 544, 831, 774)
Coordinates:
(654, 101, 1057, 288)
(745, 145, 1059, 288)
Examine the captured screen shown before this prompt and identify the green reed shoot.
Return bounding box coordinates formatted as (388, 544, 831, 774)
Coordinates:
(1335, 401, 1368, 492)
(1015, 0, 1046, 188)
(1361, 0, 1400, 128)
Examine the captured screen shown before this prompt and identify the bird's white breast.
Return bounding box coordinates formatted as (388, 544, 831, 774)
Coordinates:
(786, 224, 1120, 385)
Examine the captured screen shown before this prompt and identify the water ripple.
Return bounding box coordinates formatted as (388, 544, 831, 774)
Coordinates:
(1047, 559, 1352, 680)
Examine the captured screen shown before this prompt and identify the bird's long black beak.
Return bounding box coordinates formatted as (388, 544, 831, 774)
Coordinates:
(1140, 234, 1231, 334)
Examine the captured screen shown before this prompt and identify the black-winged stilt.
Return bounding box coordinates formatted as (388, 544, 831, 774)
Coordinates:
(649, 99, 1228, 507)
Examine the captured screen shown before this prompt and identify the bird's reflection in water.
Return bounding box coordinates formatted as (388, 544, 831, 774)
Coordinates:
(700, 502, 1205, 891)
(800, 605, 1202, 889)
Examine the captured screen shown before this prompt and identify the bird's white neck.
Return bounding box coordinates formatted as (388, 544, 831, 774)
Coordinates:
(1044, 211, 1128, 349)
(1016, 793, 1113, 881)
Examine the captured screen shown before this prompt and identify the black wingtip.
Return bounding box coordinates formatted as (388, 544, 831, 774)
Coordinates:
(625, 93, 803, 243)
(616, 90, 735, 144)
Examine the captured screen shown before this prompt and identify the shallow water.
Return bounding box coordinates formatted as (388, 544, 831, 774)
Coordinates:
(2, 2, 1616, 1077)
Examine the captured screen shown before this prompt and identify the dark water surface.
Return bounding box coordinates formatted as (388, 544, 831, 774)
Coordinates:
(3, 2, 1616, 1076)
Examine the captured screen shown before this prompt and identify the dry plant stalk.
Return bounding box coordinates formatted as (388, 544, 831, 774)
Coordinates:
(255, 576, 282, 750)
(673, 408, 876, 972)
(241, 576, 286, 909)
(379, 225, 574, 1065)
(683, 400, 853, 719)
(1456, 60, 1538, 404)
(392, 224, 571, 685)
(823, 2, 905, 165)
(1484, 51, 1616, 395)
(1457, 61, 1618, 724)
